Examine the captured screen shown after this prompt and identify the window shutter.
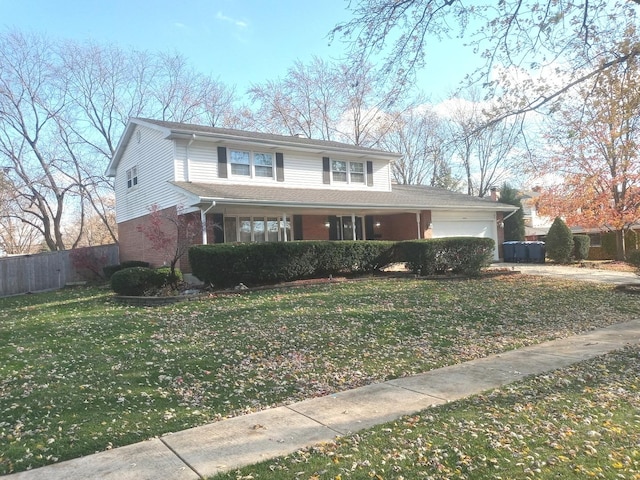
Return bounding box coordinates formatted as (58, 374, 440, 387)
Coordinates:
(217, 146, 228, 178)
(366, 161, 374, 186)
(276, 152, 284, 182)
(322, 157, 330, 184)
(293, 215, 303, 240)
(212, 213, 224, 243)
(328, 216, 339, 240)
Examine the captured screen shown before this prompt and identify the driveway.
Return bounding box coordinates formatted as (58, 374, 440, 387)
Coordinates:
(494, 262, 639, 285)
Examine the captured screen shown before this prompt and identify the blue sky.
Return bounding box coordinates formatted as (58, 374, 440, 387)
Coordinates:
(2, 0, 478, 101)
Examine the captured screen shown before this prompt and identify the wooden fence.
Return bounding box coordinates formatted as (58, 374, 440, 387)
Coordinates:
(0, 244, 119, 297)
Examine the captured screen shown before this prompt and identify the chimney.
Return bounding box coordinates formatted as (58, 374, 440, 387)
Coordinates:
(490, 186, 500, 201)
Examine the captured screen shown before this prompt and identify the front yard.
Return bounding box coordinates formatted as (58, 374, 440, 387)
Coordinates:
(1, 275, 639, 474)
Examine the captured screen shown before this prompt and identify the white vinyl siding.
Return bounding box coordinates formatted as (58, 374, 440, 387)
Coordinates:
(174, 141, 393, 191)
(115, 125, 177, 223)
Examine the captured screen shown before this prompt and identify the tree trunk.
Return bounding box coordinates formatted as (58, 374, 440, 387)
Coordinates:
(615, 230, 626, 260)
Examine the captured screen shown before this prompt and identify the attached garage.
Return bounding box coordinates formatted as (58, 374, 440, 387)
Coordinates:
(431, 210, 500, 260)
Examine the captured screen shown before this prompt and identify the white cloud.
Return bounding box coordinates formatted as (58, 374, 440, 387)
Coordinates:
(216, 11, 248, 28)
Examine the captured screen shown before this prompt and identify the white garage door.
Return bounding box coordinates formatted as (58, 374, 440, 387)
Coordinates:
(431, 211, 499, 260)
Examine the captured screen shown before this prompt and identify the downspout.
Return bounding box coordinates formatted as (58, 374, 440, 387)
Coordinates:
(502, 208, 519, 222)
(185, 133, 196, 182)
(201, 201, 216, 244)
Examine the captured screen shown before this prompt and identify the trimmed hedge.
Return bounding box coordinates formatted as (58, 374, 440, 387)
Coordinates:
(628, 250, 640, 268)
(396, 237, 495, 276)
(189, 238, 495, 288)
(572, 234, 591, 261)
(110, 266, 182, 295)
(110, 267, 163, 296)
(103, 260, 150, 280)
(189, 241, 394, 288)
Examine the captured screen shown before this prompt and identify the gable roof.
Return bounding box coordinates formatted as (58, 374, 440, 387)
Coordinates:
(171, 181, 518, 213)
(106, 118, 401, 176)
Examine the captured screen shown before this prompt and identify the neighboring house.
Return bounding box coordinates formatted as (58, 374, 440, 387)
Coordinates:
(106, 118, 518, 270)
(520, 190, 554, 240)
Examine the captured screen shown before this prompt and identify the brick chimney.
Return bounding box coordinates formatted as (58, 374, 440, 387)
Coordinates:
(490, 186, 500, 201)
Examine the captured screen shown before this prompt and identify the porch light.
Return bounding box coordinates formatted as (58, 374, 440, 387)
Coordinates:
(374, 221, 381, 228)
(324, 221, 330, 228)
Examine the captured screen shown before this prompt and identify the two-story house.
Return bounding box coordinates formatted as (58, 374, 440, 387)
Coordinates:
(106, 118, 517, 270)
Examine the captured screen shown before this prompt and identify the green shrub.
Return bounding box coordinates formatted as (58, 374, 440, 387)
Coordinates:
(546, 217, 573, 263)
(628, 250, 640, 268)
(155, 266, 183, 286)
(103, 260, 150, 279)
(572, 234, 591, 261)
(397, 238, 494, 276)
(189, 241, 394, 288)
(110, 267, 163, 296)
(189, 238, 493, 287)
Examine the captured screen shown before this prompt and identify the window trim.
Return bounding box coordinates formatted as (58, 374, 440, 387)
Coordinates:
(223, 214, 291, 243)
(126, 166, 138, 189)
(330, 159, 366, 184)
(228, 149, 275, 179)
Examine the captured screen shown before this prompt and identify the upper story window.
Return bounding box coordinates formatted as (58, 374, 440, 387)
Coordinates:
(126, 166, 138, 189)
(229, 150, 273, 178)
(332, 160, 364, 183)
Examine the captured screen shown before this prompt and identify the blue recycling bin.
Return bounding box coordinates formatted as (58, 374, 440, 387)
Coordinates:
(527, 241, 546, 263)
(502, 241, 518, 262)
(514, 242, 529, 263)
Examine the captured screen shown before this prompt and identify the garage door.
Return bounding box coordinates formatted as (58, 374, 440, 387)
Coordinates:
(431, 212, 499, 260)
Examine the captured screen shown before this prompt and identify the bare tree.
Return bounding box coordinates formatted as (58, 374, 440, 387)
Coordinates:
(380, 105, 456, 186)
(248, 57, 409, 147)
(0, 30, 240, 252)
(331, 1, 640, 123)
(445, 93, 524, 197)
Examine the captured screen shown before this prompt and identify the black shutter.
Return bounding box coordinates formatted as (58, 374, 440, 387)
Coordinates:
(212, 213, 224, 243)
(322, 157, 330, 184)
(366, 161, 373, 186)
(293, 215, 303, 240)
(365, 216, 375, 240)
(276, 152, 284, 182)
(218, 146, 228, 178)
(329, 216, 339, 240)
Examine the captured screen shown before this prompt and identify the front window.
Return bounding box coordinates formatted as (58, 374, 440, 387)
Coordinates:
(254, 153, 273, 177)
(230, 150, 251, 176)
(229, 150, 273, 178)
(222, 215, 290, 242)
(126, 166, 138, 189)
(332, 160, 347, 182)
(350, 162, 365, 183)
(331, 160, 364, 184)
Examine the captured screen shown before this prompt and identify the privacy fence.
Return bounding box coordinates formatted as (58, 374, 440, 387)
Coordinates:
(0, 244, 119, 297)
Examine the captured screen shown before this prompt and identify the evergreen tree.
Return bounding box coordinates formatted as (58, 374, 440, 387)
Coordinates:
(546, 217, 574, 263)
(499, 184, 525, 241)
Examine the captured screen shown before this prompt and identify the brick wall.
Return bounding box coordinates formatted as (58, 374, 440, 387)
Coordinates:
(117, 206, 201, 272)
(301, 215, 330, 240)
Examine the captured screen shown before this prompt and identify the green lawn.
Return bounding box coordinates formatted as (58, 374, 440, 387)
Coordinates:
(1, 276, 639, 474)
(215, 345, 640, 479)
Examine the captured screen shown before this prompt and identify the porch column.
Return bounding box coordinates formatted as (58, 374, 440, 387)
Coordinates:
(351, 214, 357, 240)
(201, 210, 208, 244)
(416, 212, 422, 239)
(282, 213, 288, 241)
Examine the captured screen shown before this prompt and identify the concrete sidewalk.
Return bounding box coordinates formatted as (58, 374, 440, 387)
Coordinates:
(501, 262, 639, 285)
(7, 319, 640, 480)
